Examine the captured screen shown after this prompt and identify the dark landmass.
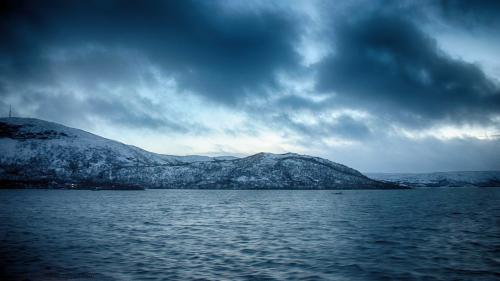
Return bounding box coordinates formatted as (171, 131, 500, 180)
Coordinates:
(367, 171, 500, 188)
(0, 180, 145, 190)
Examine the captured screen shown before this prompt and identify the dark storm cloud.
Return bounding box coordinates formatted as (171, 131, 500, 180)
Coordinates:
(1, 0, 500, 152)
(438, 0, 500, 29)
(316, 13, 500, 127)
(0, 0, 300, 104)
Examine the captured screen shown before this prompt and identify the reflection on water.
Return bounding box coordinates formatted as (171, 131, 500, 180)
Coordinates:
(1, 189, 499, 280)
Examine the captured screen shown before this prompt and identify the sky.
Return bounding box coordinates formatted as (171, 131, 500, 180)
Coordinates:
(1, 0, 500, 173)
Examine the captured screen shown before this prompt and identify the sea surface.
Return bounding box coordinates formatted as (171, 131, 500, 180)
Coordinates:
(0, 188, 499, 281)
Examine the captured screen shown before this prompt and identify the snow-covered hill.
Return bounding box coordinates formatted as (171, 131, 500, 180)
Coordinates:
(367, 171, 500, 187)
(0, 117, 398, 189)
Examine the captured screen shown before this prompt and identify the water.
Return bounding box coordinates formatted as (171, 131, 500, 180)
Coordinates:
(0, 189, 499, 281)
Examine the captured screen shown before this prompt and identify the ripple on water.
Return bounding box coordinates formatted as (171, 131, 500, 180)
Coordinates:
(0, 188, 499, 281)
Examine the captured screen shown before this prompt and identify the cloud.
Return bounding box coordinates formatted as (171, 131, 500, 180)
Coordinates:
(316, 12, 500, 128)
(0, 0, 301, 104)
(269, 112, 371, 142)
(12, 87, 204, 133)
(437, 0, 500, 30)
(320, 135, 500, 173)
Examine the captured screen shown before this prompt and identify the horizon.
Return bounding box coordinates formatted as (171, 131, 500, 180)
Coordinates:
(2, 0, 500, 173)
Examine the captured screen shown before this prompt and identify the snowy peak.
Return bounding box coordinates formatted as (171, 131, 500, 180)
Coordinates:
(0, 117, 399, 189)
(241, 152, 365, 178)
(0, 117, 76, 140)
(0, 117, 112, 141)
(0, 117, 230, 164)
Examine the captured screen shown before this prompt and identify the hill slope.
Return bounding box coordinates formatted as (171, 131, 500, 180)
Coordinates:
(367, 171, 500, 187)
(0, 118, 398, 189)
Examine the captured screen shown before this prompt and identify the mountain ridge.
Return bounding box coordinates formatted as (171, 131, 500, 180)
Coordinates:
(367, 171, 500, 187)
(0, 117, 401, 189)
